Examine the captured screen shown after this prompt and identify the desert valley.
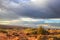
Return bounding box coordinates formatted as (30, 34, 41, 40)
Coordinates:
(0, 24, 60, 40)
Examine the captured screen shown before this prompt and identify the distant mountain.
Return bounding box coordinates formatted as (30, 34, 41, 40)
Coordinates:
(48, 23, 60, 27)
(0, 23, 60, 29)
(0, 24, 30, 29)
(37, 23, 60, 27)
(38, 23, 60, 29)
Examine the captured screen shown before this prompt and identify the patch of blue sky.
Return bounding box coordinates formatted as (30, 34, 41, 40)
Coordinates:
(10, 0, 30, 3)
(44, 20, 60, 23)
(10, 0, 21, 3)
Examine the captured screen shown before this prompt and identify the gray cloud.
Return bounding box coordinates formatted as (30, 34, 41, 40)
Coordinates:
(14, 0, 60, 18)
(0, 0, 60, 21)
(19, 0, 60, 18)
(0, 0, 20, 20)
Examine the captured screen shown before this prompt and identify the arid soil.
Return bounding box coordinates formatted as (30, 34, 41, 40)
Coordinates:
(0, 25, 60, 40)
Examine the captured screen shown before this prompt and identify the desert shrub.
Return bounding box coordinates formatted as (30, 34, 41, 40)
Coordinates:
(26, 33, 30, 35)
(20, 38, 28, 40)
(56, 37, 60, 40)
(6, 34, 12, 37)
(37, 26, 49, 35)
(25, 28, 37, 35)
(32, 30, 37, 34)
(0, 30, 8, 33)
(12, 33, 19, 36)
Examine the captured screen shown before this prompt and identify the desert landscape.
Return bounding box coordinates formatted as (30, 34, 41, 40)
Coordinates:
(0, 24, 60, 40)
(0, 0, 60, 40)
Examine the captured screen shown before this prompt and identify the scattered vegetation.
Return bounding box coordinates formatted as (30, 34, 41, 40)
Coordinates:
(37, 26, 49, 35)
(0, 25, 60, 40)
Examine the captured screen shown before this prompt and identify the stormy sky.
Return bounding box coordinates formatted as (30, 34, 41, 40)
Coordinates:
(0, 0, 60, 26)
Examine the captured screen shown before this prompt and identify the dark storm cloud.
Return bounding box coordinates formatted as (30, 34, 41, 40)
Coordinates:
(17, 0, 60, 18)
(47, 0, 60, 18)
(0, 0, 60, 20)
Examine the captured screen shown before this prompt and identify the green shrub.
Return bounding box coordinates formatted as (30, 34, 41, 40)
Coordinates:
(37, 26, 49, 35)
